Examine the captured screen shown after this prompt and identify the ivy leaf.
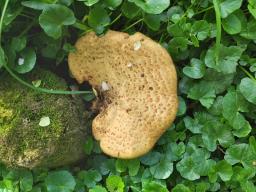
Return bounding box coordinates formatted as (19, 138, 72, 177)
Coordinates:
(248, 3, 256, 19)
(115, 159, 140, 176)
(10, 36, 27, 52)
(191, 20, 210, 41)
(121, 1, 141, 18)
(192, 112, 234, 151)
(208, 160, 233, 182)
(78, 170, 102, 188)
(106, 175, 124, 192)
(84, 136, 94, 155)
(140, 151, 162, 166)
(89, 186, 107, 192)
(165, 142, 186, 161)
(149, 157, 173, 179)
(224, 143, 255, 168)
(240, 19, 256, 40)
(21, 1, 51, 10)
(220, 0, 243, 18)
(142, 181, 168, 192)
(0, 47, 6, 68)
(239, 77, 256, 104)
(188, 81, 216, 108)
(205, 44, 244, 74)
(39, 4, 76, 39)
(177, 148, 215, 180)
(183, 58, 206, 79)
(222, 90, 251, 137)
(88, 6, 110, 34)
(19, 170, 33, 192)
(105, 0, 123, 9)
(143, 14, 161, 31)
(172, 184, 191, 192)
(14, 48, 36, 74)
(222, 13, 242, 34)
(128, 0, 170, 14)
(80, 0, 100, 6)
(45, 171, 76, 192)
(177, 96, 186, 116)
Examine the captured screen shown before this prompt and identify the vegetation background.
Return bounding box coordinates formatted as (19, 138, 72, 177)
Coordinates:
(1, 0, 256, 191)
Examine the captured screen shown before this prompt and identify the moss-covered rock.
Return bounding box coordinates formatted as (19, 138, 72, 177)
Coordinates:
(0, 69, 86, 168)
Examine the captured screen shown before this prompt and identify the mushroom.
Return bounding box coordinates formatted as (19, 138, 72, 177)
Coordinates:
(68, 30, 178, 159)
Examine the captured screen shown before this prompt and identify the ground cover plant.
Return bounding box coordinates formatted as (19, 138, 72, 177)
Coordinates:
(0, 0, 256, 191)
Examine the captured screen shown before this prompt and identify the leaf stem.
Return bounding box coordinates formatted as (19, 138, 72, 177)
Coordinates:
(213, 0, 221, 65)
(122, 18, 143, 32)
(239, 66, 256, 81)
(4, 64, 92, 95)
(194, 6, 214, 16)
(0, 0, 10, 43)
(19, 18, 37, 37)
(110, 13, 122, 25)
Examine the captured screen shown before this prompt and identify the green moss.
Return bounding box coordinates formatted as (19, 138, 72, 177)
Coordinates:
(0, 69, 86, 168)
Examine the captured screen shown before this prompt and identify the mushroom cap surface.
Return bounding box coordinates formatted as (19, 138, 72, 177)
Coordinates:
(68, 30, 178, 159)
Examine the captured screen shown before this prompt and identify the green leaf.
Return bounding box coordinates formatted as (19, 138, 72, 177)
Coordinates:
(183, 58, 206, 79)
(140, 151, 162, 166)
(143, 14, 161, 31)
(191, 20, 210, 41)
(115, 159, 140, 176)
(205, 44, 244, 74)
(14, 48, 36, 74)
(225, 143, 255, 168)
(188, 81, 216, 108)
(189, 112, 235, 151)
(220, 0, 243, 18)
(142, 181, 168, 192)
(128, 0, 170, 14)
(19, 170, 33, 192)
(21, 1, 51, 10)
(222, 13, 242, 34)
(177, 96, 186, 116)
(149, 157, 173, 179)
(172, 184, 191, 192)
(45, 171, 76, 192)
(196, 182, 210, 192)
(89, 186, 107, 192)
(84, 136, 94, 155)
(78, 170, 102, 188)
(88, 6, 110, 34)
(80, 0, 99, 6)
(177, 148, 215, 180)
(121, 1, 140, 18)
(0, 47, 6, 68)
(240, 19, 256, 40)
(248, 2, 256, 19)
(239, 78, 256, 104)
(208, 160, 233, 182)
(0, 180, 15, 192)
(166, 142, 186, 161)
(222, 90, 251, 137)
(39, 4, 76, 39)
(105, 0, 122, 9)
(10, 36, 27, 52)
(106, 175, 124, 192)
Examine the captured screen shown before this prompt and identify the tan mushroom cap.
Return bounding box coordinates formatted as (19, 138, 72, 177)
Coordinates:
(68, 30, 178, 159)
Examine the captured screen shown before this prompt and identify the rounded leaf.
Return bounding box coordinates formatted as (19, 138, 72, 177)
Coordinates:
(39, 4, 76, 39)
(45, 171, 76, 192)
(129, 0, 170, 14)
(14, 48, 36, 74)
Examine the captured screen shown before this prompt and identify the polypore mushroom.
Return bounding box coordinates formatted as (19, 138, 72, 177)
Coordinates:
(68, 30, 178, 159)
